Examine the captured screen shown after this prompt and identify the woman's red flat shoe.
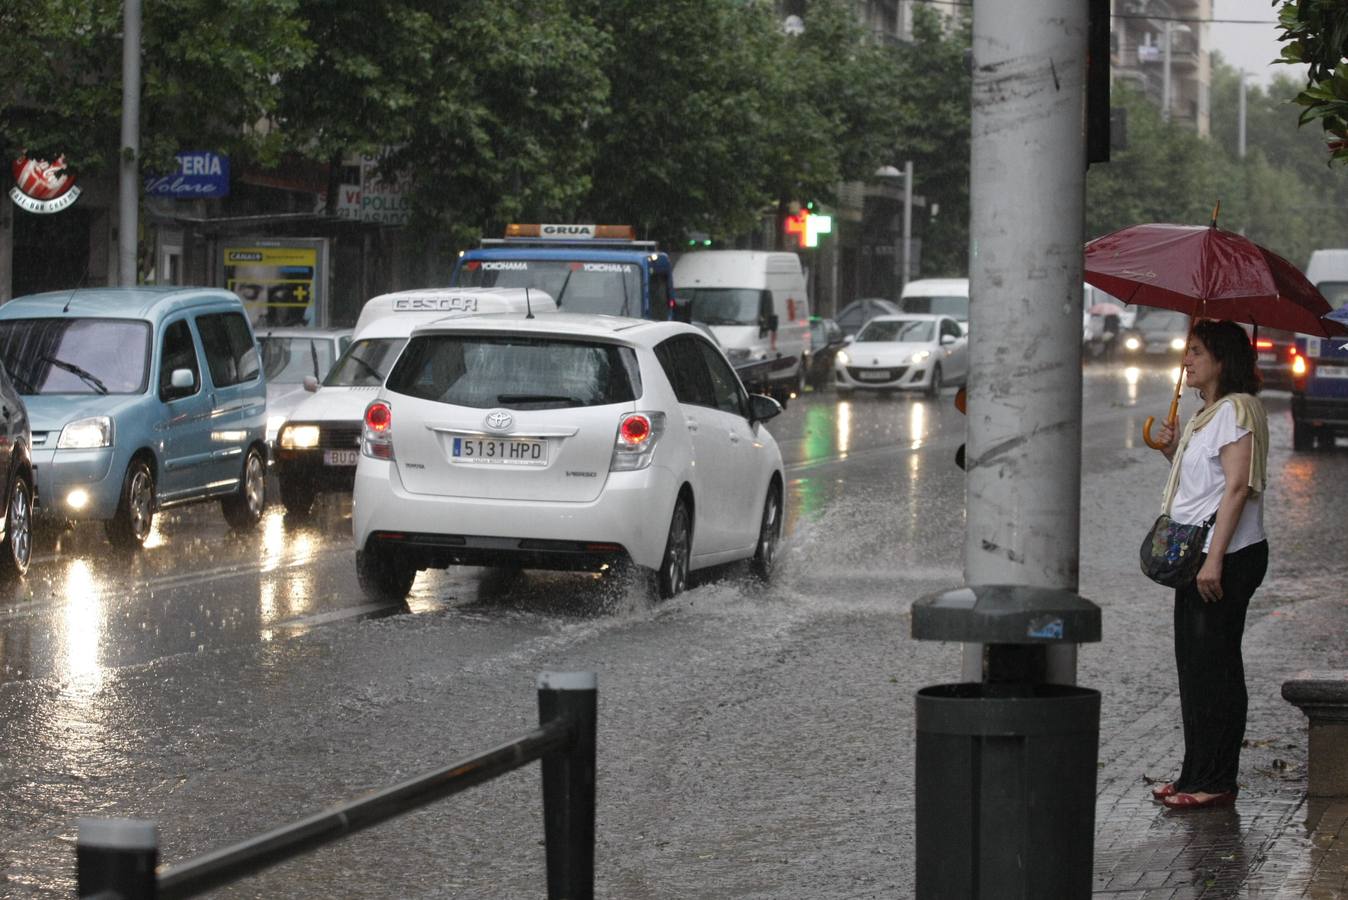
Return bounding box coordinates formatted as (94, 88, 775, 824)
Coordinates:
(1162, 791, 1235, 810)
(1151, 783, 1178, 801)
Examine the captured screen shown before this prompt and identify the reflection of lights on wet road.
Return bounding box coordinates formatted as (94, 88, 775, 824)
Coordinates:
(61, 559, 105, 690)
(909, 401, 927, 450)
(142, 515, 166, 550)
(1124, 366, 1140, 404)
(837, 402, 852, 457)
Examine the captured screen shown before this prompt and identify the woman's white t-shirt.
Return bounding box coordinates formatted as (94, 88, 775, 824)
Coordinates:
(1170, 402, 1265, 554)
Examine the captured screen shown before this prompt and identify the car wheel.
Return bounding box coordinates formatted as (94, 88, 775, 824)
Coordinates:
(749, 483, 781, 581)
(1292, 420, 1314, 451)
(0, 471, 33, 579)
(279, 475, 316, 517)
(926, 363, 943, 398)
(222, 447, 266, 530)
(106, 459, 155, 547)
(656, 499, 691, 600)
(356, 544, 416, 602)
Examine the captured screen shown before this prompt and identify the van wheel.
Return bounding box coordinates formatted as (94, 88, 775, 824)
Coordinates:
(656, 499, 691, 599)
(357, 545, 416, 602)
(0, 471, 33, 579)
(279, 476, 316, 517)
(222, 447, 266, 530)
(1293, 420, 1314, 451)
(107, 459, 155, 547)
(749, 484, 781, 581)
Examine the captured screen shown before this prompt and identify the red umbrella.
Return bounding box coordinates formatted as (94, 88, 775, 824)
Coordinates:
(1084, 218, 1348, 447)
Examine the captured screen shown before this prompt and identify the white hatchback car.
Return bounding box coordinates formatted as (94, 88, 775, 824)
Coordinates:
(834, 313, 968, 396)
(351, 315, 786, 601)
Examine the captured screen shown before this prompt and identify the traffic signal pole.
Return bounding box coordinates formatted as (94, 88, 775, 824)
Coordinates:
(962, 0, 1088, 685)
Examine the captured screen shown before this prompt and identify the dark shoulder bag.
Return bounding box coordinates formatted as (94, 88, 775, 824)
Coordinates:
(1139, 511, 1217, 588)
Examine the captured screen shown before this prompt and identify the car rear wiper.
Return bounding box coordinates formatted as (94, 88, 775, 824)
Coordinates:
(41, 355, 108, 394)
(496, 393, 579, 406)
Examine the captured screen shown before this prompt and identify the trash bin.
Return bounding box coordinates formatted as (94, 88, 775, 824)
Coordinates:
(914, 682, 1100, 899)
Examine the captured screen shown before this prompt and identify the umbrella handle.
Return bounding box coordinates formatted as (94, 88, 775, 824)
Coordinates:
(1143, 415, 1171, 450)
(1142, 368, 1185, 450)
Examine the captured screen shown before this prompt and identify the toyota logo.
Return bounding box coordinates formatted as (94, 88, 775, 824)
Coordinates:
(484, 410, 513, 431)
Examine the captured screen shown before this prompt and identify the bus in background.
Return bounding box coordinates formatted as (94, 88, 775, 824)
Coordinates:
(450, 224, 679, 321)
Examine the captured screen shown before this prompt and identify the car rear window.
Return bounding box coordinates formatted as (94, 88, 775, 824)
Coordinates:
(386, 334, 641, 409)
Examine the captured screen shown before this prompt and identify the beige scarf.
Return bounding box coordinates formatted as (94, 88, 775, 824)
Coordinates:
(1159, 392, 1269, 514)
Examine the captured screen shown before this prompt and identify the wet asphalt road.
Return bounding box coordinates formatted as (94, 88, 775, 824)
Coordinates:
(1, 362, 1344, 898)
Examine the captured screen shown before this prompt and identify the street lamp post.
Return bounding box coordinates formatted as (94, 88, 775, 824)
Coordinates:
(873, 162, 915, 292)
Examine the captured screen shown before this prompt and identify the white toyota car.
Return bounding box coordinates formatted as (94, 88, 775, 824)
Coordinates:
(351, 314, 786, 602)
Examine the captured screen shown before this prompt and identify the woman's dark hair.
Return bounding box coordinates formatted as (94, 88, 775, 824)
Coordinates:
(1193, 318, 1261, 397)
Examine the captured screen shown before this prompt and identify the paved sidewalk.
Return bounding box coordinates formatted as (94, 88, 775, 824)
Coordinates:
(1090, 585, 1347, 898)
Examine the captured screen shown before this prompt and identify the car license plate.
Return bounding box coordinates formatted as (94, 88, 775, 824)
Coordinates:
(1258, 352, 1276, 363)
(857, 370, 890, 381)
(451, 437, 548, 465)
(1318, 364, 1348, 379)
(323, 449, 358, 466)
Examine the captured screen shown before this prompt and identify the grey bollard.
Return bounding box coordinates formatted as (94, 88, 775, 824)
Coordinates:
(77, 818, 158, 899)
(537, 671, 597, 900)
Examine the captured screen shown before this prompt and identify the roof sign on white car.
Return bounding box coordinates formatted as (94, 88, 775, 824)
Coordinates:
(392, 295, 480, 313)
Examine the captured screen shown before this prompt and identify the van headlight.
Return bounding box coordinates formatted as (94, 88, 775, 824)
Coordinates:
(57, 416, 113, 449)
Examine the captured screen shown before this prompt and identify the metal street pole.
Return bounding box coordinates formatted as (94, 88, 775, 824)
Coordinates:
(902, 160, 913, 289)
(118, 0, 142, 287)
(1162, 20, 1172, 123)
(963, 0, 1086, 685)
(1238, 70, 1248, 158)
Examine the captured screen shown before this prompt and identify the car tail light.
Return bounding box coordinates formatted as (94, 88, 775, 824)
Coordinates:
(611, 411, 665, 471)
(1255, 338, 1273, 350)
(362, 400, 395, 460)
(1291, 351, 1310, 391)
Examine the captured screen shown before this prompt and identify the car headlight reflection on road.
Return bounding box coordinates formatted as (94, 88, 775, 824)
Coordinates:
(57, 416, 113, 449)
(279, 425, 321, 449)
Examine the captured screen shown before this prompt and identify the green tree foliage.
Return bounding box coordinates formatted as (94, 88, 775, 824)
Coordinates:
(1273, 0, 1348, 163)
(1, 0, 310, 175)
(889, 5, 972, 277)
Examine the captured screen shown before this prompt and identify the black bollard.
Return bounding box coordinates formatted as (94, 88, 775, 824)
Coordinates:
(537, 671, 597, 900)
(77, 818, 158, 899)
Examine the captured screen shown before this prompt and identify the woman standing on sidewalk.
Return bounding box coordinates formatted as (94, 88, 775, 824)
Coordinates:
(1150, 319, 1270, 810)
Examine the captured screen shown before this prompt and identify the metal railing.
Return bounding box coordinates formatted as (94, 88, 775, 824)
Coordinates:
(75, 671, 597, 899)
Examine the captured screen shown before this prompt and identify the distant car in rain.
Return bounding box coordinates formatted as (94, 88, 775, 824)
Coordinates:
(834, 313, 968, 397)
(257, 327, 352, 448)
(835, 298, 902, 338)
(1119, 307, 1190, 358)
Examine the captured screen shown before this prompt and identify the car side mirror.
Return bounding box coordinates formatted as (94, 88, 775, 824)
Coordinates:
(843, 334, 854, 345)
(748, 393, 782, 424)
(303, 375, 319, 393)
(171, 368, 195, 390)
(940, 333, 956, 346)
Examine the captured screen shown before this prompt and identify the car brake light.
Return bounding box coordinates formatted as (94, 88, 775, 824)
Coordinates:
(1292, 353, 1309, 378)
(362, 401, 395, 460)
(366, 402, 392, 432)
(1255, 338, 1273, 350)
(611, 411, 666, 471)
(1288, 345, 1299, 361)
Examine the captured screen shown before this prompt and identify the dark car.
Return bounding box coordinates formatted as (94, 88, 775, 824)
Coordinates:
(1119, 307, 1190, 358)
(806, 316, 845, 389)
(0, 364, 32, 579)
(836, 298, 902, 338)
(1252, 326, 1297, 392)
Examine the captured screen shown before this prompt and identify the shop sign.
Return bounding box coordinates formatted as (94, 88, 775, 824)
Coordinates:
(144, 151, 230, 198)
(10, 154, 81, 214)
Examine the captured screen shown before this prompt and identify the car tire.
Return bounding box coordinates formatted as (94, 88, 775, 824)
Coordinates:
(1293, 420, 1314, 452)
(0, 471, 33, 579)
(106, 458, 155, 548)
(222, 447, 266, 530)
(356, 544, 416, 603)
(279, 476, 316, 517)
(656, 498, 691, 600)
(749, 483, 781, 581)
(926, 363, 943, 398)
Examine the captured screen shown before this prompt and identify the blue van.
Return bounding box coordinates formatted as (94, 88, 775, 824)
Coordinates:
(0, 288, 269, 546)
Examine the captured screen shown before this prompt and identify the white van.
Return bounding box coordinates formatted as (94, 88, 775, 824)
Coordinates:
(673, 250, 811, 403)
(1306, 249, 1348, 308)
(899, 278, 970, 334)
(272, 287, 555, 515)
